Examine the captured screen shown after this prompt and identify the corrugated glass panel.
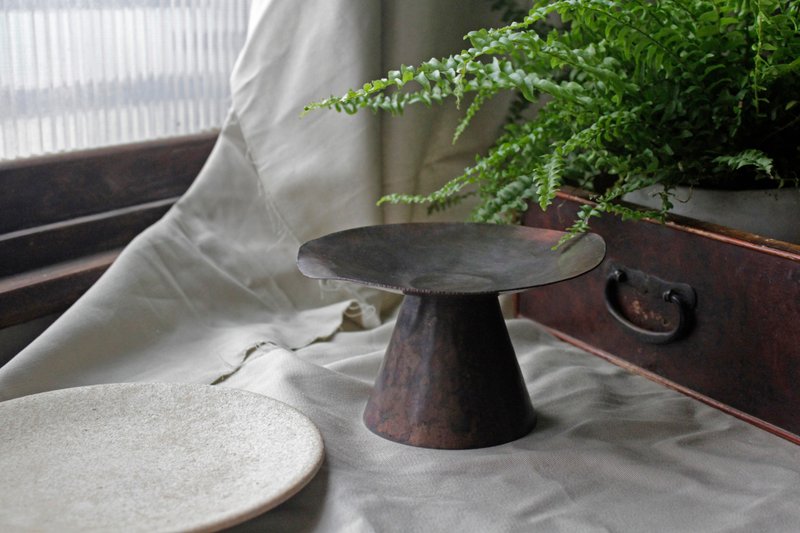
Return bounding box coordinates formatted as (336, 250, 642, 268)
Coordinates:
(0, 0, 250, 161)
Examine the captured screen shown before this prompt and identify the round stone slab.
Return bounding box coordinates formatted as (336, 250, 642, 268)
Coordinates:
(298, 222, 605, 295)
(0, 383, 324, 532)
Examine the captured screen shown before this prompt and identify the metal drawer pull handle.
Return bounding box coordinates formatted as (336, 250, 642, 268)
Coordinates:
(604, 267, 696, 344)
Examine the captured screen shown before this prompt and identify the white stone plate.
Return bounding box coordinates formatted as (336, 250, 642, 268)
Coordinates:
(0, 383, 324, 532)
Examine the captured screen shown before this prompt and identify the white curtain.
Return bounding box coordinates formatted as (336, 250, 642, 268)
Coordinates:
(0, 0, 250, 161)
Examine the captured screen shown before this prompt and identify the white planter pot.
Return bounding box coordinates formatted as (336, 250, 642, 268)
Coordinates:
(623, 185, 800, 244)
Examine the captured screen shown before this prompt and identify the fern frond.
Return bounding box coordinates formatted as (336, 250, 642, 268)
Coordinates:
(308, 0, 800, 238)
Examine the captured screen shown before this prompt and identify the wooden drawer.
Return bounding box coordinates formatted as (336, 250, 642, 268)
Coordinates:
(519, 189, 800, 443)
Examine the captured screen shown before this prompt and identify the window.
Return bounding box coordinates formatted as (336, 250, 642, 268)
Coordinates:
(0, 1, 250, 334)
(0, 0, 250, 161)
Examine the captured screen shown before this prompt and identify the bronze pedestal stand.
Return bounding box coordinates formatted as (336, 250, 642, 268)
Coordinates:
(298, 223, 605, 449)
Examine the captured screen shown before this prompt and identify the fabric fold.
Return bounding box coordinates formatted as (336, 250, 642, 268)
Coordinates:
(0, 112, 380, 400)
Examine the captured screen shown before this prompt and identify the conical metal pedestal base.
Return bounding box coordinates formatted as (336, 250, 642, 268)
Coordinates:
(363, 293, 537, 449)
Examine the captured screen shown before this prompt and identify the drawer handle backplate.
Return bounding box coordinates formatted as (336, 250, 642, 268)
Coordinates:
(604, 265, 696, 344)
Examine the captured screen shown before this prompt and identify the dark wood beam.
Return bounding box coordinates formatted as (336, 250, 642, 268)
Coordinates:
(0, 133, 216, 233)
(0, 134, 216, 328)
(0, 251, 119, 328)
(0, 198, 176, 277)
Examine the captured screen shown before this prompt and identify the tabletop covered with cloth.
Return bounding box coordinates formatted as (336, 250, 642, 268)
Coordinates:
(1, 1, 799, 531)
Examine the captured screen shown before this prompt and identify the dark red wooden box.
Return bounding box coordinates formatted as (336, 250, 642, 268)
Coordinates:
(519, 188, 800, 444)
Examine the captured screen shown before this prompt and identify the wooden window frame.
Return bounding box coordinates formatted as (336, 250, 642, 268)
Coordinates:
(0, 133, 217, 329)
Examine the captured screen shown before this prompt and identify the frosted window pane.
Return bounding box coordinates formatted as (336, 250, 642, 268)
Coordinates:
(0, 0, 250, 161)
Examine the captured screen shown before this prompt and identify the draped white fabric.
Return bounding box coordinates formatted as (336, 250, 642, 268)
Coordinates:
(1, 1, 799, 531)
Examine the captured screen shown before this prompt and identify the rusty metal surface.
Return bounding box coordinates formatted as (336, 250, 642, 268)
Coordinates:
(363, 294, 537, 449)
(604, 264, 697, 344)
(297, 223, 605, 295)
(520, 194, 800, 437)
(297, 222, 605, 449)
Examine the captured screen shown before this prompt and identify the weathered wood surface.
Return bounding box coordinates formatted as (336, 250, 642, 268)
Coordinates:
(519, 189, 800, 441)
(0, 133, 215, 233)
(0, 134, 216, 328)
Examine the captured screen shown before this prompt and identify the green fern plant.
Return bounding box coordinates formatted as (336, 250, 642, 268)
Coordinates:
(305, 0, 800, 238)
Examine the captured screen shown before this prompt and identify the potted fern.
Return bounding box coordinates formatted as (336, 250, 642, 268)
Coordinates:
(305, 0, 799, 243)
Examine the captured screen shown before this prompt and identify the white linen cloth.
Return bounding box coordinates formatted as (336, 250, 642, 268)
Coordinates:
(1, 1, 799, 531)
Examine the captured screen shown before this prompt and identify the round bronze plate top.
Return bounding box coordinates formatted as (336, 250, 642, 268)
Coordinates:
(297, 223, 605, 295)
